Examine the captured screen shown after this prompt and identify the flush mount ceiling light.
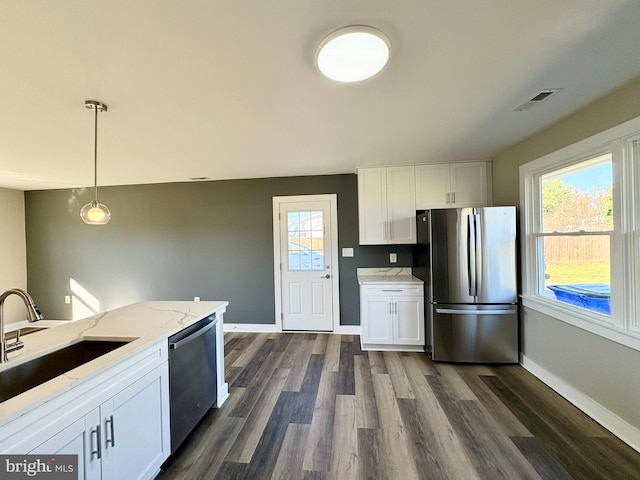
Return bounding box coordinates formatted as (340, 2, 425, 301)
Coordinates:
(80, 100, 111, 225)
(316, 26, 391, 83)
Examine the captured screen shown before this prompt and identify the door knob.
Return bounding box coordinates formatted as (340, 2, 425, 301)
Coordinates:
(322, 274, 331, 279)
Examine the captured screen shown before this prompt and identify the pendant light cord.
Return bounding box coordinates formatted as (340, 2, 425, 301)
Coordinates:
(93, 105, 99, 203)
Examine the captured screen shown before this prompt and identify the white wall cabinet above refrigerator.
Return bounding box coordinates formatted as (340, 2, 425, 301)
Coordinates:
(357, 161, 491, 245)
(415, 162, 491, 209)
(357, 166, 416, 245)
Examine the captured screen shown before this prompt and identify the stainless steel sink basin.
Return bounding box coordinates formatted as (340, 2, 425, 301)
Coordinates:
(0, 340, 130, 403)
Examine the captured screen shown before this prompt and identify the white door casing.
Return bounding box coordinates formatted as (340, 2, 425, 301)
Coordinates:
(273, 195, 339, 331)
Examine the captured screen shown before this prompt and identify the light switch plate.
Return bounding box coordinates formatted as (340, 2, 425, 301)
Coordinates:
(342, 248, 354, 257)
(194, 296, 201, 302)
(389, 253, 397, 263)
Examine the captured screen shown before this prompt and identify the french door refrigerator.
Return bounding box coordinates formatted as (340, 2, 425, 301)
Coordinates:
(414, 207, 518, 363)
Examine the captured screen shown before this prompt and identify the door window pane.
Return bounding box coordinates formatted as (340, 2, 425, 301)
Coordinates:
(287, 210, 325, 271)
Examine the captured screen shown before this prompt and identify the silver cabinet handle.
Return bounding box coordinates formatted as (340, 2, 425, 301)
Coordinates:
(394, 302, 397, 314)
(105, 415, 115, 448)
(91, 424, 102, 459)
(381, 289, 402, 292)
(452, 192, 456, 204)
(446, 192, 450, 204)
(388, 302, 391, 315)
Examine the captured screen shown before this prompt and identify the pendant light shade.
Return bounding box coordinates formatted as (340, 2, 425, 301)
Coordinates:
(81, 100, 111, 225)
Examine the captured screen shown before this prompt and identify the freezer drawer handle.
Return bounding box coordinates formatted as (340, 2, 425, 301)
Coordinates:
(169, 319, 217, 350)
(435, 308, 515, 315)
(381, 289, 403, 292)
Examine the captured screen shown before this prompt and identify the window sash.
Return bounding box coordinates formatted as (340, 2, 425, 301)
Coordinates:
(519, 119, 640, 349)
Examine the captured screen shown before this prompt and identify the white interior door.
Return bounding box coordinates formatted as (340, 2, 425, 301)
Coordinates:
(278, 198, 335, 331)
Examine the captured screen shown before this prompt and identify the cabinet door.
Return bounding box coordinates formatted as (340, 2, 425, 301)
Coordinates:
(450, 162, 488, 207)
(101, 365, 169, 480)
(358, 168, 387, 245)
(415, 164, 451, 209)
(30, 411, 101, 480)
(393, 296, 425, 345)
(361, 296, 393, 344)
(386, 166, 416, 244)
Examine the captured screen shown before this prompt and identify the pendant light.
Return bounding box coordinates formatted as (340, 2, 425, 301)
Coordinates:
(80, 100, 111, 225)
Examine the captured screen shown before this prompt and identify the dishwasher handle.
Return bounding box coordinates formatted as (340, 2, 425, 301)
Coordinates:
(169, 319, 217, 350)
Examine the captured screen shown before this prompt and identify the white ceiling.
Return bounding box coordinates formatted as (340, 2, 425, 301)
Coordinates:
(2, 1, 640, 191)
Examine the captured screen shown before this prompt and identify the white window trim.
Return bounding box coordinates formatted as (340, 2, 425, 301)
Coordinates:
(520, 115, 640, 352)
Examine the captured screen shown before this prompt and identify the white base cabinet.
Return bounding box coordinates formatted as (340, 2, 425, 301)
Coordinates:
(360, 284, 424, 351)
(30, 365, 166, 480)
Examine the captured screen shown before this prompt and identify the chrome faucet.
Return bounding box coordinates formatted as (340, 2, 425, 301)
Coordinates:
(0, 288, 43, 362)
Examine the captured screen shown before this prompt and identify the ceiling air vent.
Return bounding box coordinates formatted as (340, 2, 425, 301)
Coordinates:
(513, 89, 561, 111)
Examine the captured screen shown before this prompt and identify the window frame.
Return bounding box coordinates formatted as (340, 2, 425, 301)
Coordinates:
(520, 116, 640, 352)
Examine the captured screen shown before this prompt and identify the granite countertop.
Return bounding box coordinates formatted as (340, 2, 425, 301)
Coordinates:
(0, 300, 227, 427)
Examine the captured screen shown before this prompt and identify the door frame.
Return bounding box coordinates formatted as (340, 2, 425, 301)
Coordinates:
(273, 194, 340, 332)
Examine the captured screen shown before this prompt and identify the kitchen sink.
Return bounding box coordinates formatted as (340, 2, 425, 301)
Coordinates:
(0, 340, 130, 403)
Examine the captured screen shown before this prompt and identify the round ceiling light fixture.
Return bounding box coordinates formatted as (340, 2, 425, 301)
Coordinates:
(316, 26, 391, 83)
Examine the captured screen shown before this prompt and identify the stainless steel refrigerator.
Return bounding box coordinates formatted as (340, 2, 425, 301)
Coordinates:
(414, 207, 518, 363)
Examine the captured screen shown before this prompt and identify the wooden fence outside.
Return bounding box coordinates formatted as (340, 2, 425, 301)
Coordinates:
(544, 236, 610, 262)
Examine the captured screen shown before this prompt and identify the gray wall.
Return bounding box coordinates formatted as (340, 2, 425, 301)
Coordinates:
(492, 75, 640, 432)
(0, 187, 27, 324)
(25, 174, 413, 326)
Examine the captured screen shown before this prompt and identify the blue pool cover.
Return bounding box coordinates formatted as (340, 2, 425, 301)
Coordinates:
(548, 283, 610, 314)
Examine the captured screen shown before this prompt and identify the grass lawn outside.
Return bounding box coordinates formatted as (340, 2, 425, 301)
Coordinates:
(544, 260, 610, 286)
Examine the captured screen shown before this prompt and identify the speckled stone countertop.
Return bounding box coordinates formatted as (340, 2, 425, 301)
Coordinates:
(0, 301, 227, 427)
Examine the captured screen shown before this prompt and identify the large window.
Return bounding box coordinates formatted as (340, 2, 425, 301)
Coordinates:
(538, 154, 613, 315)
(521, 117, 640, 350)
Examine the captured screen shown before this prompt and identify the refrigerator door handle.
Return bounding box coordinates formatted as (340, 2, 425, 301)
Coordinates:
(474, 213, 482, 298)
(435, 308, 515, 315)
(467, 214, 477, 297)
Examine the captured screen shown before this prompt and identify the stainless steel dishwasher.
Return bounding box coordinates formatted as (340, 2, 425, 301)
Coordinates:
(168, 314, 217, 453)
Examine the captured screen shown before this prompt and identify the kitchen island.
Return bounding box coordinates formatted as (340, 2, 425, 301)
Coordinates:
(0, 300, 228, 479)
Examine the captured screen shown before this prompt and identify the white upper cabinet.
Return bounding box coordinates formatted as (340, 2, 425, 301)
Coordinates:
(358, 166, 416, 245)
(415, 161, 491, 209)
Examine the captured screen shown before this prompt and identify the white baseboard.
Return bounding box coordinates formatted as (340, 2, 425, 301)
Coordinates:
(334, 325, 361, 335)
(223, 323, 281, 333)
(520, 354, 640, 453)
(223, 323, 362, 335)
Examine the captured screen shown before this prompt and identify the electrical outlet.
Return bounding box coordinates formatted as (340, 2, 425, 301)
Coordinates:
(194, 296, 200, 302)
(389, 253, 397, 263)
(64, 295, 71, 304)
(342, 247, 354, 257)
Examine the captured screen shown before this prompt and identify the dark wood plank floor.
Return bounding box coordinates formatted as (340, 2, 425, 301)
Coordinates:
(158, 333, 640, 480)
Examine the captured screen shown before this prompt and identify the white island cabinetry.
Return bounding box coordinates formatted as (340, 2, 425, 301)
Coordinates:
(0, 301, 229, 480)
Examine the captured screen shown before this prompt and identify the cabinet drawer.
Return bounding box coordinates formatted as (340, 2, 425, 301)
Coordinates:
(361, 285, 423, 296)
